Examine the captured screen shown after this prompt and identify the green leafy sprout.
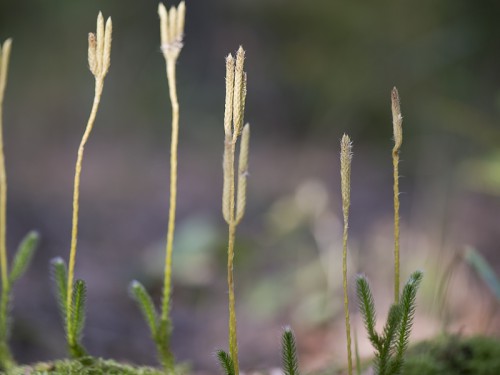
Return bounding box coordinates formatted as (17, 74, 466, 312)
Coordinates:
(356, 271, 423, 375)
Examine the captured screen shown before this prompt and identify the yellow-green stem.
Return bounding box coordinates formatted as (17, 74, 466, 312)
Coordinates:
(66, 79, 103, 343)
(227, 221, 239, 375)
(393, 150, 400, 303)
(342, 222, 353, 375)
(0, 102, 7, 295)
(162, 57, 179, 323)
(225, 135, 239, 375)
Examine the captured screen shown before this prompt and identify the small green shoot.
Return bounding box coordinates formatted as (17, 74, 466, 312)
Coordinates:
(217, 350, 235, 375)
(129, 280, 174, 370)
(356, 271, 423, 375)
(9, 231, 39, 284)
(52, 257, 68, 321)
(51, 257, 88, 358)
(0, 231, 39, 370)
(281, 327, 300, 375)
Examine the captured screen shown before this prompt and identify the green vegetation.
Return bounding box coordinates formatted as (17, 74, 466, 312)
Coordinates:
(50, 12, 112, 360)
(0, 2, 498, 375)
(403, 335, 500, 375)
(281, 327, 300, 375)
(356, 272, 423, 375)
(9, 358, 165, 375)
(0, 39, 39, 371)
(129, 2, 186, 372)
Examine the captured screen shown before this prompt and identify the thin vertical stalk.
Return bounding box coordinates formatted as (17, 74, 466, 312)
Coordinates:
(161, 54, 180, 324)
(65, 13, 112, 351)
(391, 87, 403, 303)
(0, 39, 14, 369)
(0, 39, 12, 299)
(66, 81, 103, 343)
(221, 47, 248, 375)
(157, 4, 185, 368)
(227, 221, 238, 375)
(155, 1, 186, 373)
(340, 134, 353, 375)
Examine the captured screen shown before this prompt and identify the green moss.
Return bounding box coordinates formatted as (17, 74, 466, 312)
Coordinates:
(8, 358, 166, 375)
(403, 335, 500, 375)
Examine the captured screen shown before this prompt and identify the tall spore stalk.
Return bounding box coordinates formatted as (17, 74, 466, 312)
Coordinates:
(159, 0, 185, 352)
(55, 13, 112, 358)
(0, 39, 39, 370)
(129, 3, 185, 371)
(0, 39, 10, 319)
(340, 134, 353, 375)
(217, 47, 250, 375)
(391, 87, 403, 303)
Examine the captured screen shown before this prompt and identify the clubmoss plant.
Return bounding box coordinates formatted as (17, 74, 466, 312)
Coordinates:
(129, 2, 185, 372)
(391, 87, 403, 303)
(217, 47, 250, 375)
(352, 88, 423, 375)
(356, 271, 423, 375)
(340, 134, 353, 375)
(281, 327, 300, 375)
(0, 38, 40, 371)
(51, 12, 112, 359)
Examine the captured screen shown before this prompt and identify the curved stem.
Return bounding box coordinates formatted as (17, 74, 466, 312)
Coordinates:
(0, 83, 7, 298)
(66, 79, 103, 345)
(227, 221, 239, 375)
(224, 135, 239, 375)
(393, 149, 400, 303)
(161, 58, 179, 323)
(0, 104, 7, 294)
(343, 222, 353, 375)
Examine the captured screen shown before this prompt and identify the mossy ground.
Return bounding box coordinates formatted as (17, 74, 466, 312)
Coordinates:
(7, 357, 166, 375)
(5, 335, 500, 374)
(402, 335, 500, 375)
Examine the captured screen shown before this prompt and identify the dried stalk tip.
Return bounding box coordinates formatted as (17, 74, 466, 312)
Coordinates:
(158, 1, 186, 61)
(232, 47, 246, 136)
(96, 12, 105, 74)
(102, 17, 113, 77)
(88, 33, 97, 76)
(0, 38, 13, 99)
(158, 3, 169, 46)
(391, 87, 403, 151)
(88, 13, 112, 80)
(340, 134, 353, 214)
(236, 124, 250, 223)
(176, 2, 186, 40)
(224, 54, 235, 137)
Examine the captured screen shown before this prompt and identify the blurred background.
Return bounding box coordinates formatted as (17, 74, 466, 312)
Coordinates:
(0, 0, 499, 372)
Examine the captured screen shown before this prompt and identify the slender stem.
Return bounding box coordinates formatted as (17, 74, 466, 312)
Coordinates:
(161, 58, 179, 324)
(225, 134, 239, 375)
(0, 69, 8, 297)
(393, 150, 400, 303)
(66, 79, 103, 343)
(0, 107, 11, 368)
(0, 102, 7, 294)
(342, 221, 353, 375)
(0, 40, 14, 369)
(227, 221, 238, 375)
